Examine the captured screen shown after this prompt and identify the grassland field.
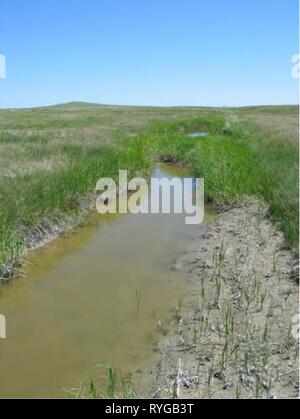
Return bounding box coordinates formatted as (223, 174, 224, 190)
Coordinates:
(0, 103, 298, 282)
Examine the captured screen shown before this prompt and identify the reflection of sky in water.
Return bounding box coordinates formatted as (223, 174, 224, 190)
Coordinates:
(151, 166, 198, 214)
(187, 132, 208, 138)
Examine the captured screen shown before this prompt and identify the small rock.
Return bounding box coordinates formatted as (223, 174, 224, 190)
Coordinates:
(290, 261, 299, 283)
(181, 375, 199, 389)
(267, 391, 277, 400)
(223, 380, 234, 391)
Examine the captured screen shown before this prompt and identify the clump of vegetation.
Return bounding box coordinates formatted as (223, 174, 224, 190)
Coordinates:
(67, 365, 138, 399)
(142, 116, 299, 250)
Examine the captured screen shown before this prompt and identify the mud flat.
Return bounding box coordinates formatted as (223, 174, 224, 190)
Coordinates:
(145, 198, 299, 399)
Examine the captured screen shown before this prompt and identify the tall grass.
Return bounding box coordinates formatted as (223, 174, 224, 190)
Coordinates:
(0, 138, 150, 280)
(67, 365, 138, 399)
(142, 117, 299, 251)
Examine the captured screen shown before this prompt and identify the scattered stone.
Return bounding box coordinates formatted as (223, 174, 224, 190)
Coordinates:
(181, 375, 199, 389)
(290, 261, 299, 283)
(223, 380, 234, 391)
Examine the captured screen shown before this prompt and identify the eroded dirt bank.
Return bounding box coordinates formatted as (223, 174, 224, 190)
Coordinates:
(145, 198, 299, 399)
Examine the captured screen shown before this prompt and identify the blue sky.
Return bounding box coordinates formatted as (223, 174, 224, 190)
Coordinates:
(0, 0, 298, 108)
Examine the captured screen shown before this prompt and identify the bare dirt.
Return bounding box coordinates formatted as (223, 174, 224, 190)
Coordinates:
(144, 198, 299, 399)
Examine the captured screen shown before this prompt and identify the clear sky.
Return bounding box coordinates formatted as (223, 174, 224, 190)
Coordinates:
(0, 0, 299, 108)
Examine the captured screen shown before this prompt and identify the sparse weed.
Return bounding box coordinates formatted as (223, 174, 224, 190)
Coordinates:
(135, 288, 142, 316)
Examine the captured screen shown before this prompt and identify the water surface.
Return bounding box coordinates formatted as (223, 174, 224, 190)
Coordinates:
(187, 132, 208, 138)
(0, 164, 205, 398)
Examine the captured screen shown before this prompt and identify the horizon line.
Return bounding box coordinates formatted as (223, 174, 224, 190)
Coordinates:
(0, 101, 299, 111)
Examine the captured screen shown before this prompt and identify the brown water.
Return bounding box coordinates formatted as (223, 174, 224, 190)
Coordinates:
(0, 164, 205, 398)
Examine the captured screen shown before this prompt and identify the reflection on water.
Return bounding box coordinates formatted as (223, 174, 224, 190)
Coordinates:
(0, 164, 205, 398)
(187, 132, 208, 138)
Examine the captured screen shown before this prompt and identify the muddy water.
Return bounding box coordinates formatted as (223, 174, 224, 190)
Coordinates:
(0, 164, 205, 398)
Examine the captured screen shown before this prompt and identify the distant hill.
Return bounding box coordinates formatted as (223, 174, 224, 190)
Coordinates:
(45, 101, 107, 109)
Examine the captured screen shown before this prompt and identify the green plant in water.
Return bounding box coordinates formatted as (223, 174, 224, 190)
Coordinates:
(135, 288, 142, 316)
(67, 365, 138, 399)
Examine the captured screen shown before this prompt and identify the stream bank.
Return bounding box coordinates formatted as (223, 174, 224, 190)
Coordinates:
(144, 198, 299, 399)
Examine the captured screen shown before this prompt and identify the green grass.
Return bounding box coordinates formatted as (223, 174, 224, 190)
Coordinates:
(141, 117, 299, 250)
(67, 365, 138, 399)
(0, 104, 298, 280)
(0, 138, 151, 280)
